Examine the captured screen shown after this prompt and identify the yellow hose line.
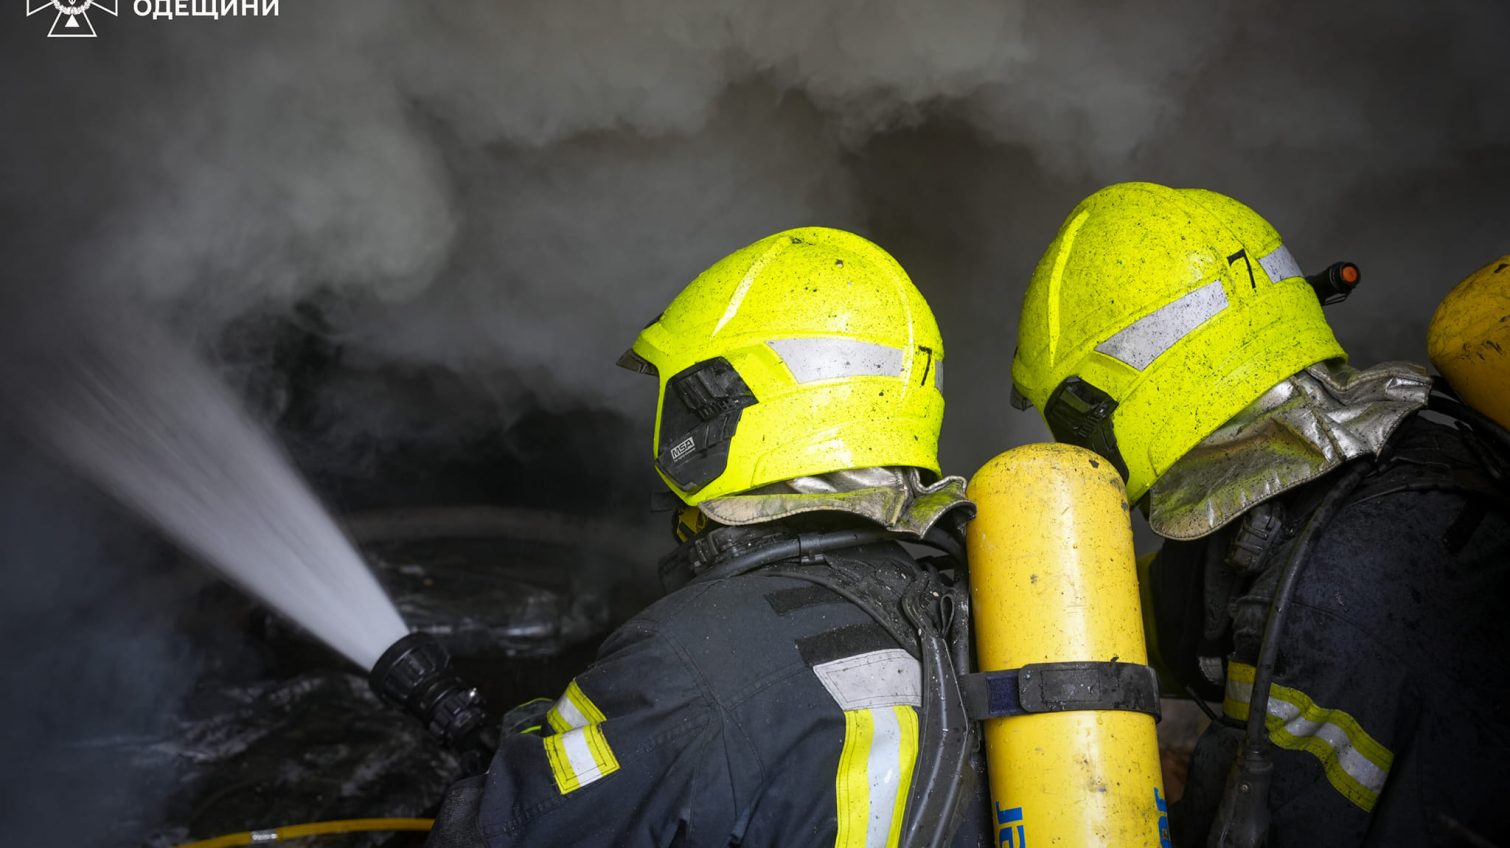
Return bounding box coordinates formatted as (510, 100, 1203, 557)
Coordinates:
(175, 817, 434, 847)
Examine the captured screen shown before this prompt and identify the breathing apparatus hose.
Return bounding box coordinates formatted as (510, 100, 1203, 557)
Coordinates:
(692, 526, 900, 583)
(1208, 459, 1374, 848)
(173, 817, 433, 848)
(897, 564, 976, 848)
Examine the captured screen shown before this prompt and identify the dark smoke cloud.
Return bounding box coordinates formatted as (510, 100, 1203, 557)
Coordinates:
(2, 1, 1508, 840)
(6, 1, 1507, 466)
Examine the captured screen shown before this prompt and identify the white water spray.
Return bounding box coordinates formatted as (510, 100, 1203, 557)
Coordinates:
(8, 306, 408, 670)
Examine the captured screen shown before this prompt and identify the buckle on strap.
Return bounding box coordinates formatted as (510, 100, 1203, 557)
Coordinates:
(959, 661, 1161, 721)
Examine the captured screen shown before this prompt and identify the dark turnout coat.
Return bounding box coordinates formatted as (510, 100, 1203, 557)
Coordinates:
(1148, 414, 1510, 846)
(426, 537, 991, 848)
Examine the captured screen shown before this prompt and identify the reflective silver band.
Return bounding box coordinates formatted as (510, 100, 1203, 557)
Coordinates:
(767, 338, 907, 384)
(812, 648, 922, 710)
(1095, 279, 1229, 370)
(1258, 245, 1303, 285)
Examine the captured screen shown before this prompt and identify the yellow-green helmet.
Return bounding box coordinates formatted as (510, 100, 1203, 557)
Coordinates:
(620, 227, 945, 505)
(1011, 182, 1345, 502)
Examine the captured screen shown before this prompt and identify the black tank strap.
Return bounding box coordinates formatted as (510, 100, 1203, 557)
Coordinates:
(959, 662, 1162, 721)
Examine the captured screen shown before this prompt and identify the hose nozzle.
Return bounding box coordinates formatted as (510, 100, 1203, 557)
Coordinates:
(370, 632, 497, 763)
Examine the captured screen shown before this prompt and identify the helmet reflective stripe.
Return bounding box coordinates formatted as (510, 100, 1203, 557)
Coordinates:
(766, 337, 908, 384)
(1095, 279, 1229, 370)
(1258, 245, 1303, 286)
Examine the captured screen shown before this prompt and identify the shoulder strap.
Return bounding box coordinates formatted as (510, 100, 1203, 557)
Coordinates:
(1427, 382, 1510, 480)
(766, 543, 979, 848)
(1347, 386, 1510, 505)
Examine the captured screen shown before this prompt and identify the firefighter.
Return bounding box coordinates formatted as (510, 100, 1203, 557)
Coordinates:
(1009, 182, 1510, 847)
(425, 227, 990, 847)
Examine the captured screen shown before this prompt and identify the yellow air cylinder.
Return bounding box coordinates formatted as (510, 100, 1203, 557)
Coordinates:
(1428, 255, 1510, 430)
(967, 443, 1169, 847)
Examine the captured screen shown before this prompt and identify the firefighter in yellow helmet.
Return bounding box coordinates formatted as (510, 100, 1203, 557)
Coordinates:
(1012, 183, 1510, 847)
(425, 227, 991, 847)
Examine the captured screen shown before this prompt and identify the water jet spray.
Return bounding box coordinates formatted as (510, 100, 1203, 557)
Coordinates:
(3, 301, 500, 763)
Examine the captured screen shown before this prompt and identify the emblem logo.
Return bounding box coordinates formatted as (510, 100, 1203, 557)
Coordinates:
(27, 0, 118, 37)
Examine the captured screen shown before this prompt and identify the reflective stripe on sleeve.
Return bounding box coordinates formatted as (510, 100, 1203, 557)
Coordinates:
(1223, 661, 1393, 811)
(542, 679, 620, 794)
(546, 679, 606, 732)
(835, 705, 919, 848)
(544, 725, 620, 794)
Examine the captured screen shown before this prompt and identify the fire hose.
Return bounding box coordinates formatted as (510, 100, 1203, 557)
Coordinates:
(174, 817, 433, 847)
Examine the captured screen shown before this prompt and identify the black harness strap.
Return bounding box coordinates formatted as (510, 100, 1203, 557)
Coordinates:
(680, 518, 978, 848)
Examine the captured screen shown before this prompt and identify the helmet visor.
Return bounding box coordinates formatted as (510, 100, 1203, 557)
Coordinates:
(616, 348, 658, 376)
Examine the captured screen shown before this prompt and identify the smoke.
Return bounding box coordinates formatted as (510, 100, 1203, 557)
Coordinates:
(2, 0, 1508, 839)
(0, 446, 208, 846)
(6, 1, 1508, 467)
